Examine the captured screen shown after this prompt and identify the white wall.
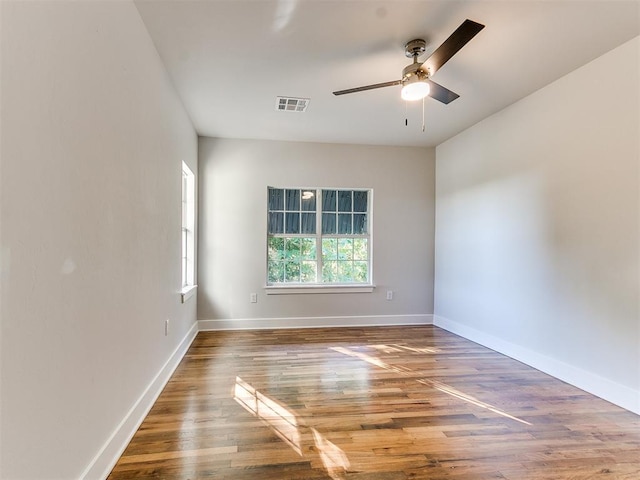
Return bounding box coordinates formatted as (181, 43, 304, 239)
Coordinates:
(0, 1, 197, 478)
(198, 137, 435, 328)
(434, 37, 639, 413)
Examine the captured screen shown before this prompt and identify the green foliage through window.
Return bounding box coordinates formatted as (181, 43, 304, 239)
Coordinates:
(268, 237, 317, 283)
(321, 238, 368, 283)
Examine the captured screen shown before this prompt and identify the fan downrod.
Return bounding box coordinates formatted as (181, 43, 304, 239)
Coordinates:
(404, 38, 426, 58)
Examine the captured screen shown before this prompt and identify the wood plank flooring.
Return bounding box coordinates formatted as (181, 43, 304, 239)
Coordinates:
(108, 326, 640, 479)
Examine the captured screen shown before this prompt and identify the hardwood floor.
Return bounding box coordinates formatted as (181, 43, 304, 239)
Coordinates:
(108, 326, 640, 479)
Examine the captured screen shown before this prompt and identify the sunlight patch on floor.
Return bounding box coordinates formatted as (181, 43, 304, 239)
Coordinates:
(234, 376, 302, 454)
(233, 376, 351, 479)
(330, 346, 532, 426)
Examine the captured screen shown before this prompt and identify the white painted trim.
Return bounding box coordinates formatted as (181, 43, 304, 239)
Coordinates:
(181, 284, 197, 303)
(199, 314, 433, 331)
(264, 284, 375, 294)
(80, 321, 199, 480)
(433, 315, 640, 415)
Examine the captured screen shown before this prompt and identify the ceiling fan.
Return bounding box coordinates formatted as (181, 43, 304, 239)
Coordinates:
(333, 19, 485, 104)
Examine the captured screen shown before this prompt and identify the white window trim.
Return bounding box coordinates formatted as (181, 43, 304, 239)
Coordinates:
(266, 187, 373, 287)
(181, 284, 198, 303)
(264, 284, 375, 295)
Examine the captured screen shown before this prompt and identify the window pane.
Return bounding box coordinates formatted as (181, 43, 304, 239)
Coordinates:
(285, 212, 300, 233)
(353, 214, 367, 234)
(301, 261, 317, 283)
(268, 237, 285, 262)
(285, 238, 302, 262)
(353, 191, 368, 212)
(338, 213, 352, 234)
(301, 213, 316, 234)
(268, 212, 284, 234)
(182, 163, 195, 286)
(338, 191, 352, 212)
(286, 189, 300, 210)
(322, 190, 336, 211)
(322, 238, 337, 261)
(268, 261, 285, 283)
(322, 213, 336, 234)
(354, 261, 368, 282)
(353, 238, 368, 260)
(182, 175, 188, 203)
(301, 191, 316, 211)
(301, 238, 316, 260)
(322, 261, 337, 283)
(285, 262, 300, 282)
(338, 238, 353, 260)
(338, 262, 354, 282)
(268, 188, 284, 210)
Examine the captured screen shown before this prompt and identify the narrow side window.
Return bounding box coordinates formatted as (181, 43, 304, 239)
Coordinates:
(181, 162, 196, 295)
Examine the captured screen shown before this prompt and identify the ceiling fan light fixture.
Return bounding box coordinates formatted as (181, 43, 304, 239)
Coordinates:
(401, 76, 430, 101)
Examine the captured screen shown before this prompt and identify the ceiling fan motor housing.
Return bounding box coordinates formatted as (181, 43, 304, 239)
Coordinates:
(404, 38, 427, 58)
(402, 62, 428, 83)
(403, 39, 429, 86)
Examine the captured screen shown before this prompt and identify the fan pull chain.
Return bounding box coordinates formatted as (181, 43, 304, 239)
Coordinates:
(405, 100, 408, 126)
(422, 97, 425, 132)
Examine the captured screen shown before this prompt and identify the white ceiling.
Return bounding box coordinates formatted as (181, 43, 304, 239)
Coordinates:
(134, 0, 640, 148)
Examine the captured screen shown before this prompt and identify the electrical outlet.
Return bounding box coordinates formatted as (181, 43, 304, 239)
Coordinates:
(386, 290, 393, 301)
(250, 293, 257, 303)
(165, 319, 169, 336)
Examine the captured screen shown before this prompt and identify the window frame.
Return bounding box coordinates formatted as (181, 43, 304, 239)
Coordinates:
(265, 187, 375, 294)
(181, 161, 197, 302)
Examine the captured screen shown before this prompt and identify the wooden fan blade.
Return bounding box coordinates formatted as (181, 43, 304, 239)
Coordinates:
(422, 19, 485, 76)
(427, 80, 460, 104)
(333, 80, 402, 96)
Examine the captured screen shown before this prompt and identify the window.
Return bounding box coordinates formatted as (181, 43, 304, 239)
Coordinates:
(267, 187, 371, 287)
(181, 162, 196, 301)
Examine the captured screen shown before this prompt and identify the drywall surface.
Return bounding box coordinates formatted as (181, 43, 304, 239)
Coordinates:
(0, 1, 197, 478)
(198, 138, 435, 325)
(435, 37, 639, 411)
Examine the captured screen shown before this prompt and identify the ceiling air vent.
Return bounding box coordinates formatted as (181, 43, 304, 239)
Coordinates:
(276, 96, 309, 112)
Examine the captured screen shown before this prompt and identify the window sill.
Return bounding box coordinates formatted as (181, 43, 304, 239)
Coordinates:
(181, 285, 197, 303)
(264, 284, 375, 295)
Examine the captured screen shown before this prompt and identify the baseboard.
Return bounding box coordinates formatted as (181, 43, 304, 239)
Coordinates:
(80, 321, 199, 480)
(199, 314, 433, 331)
(433, 315, 640, 415)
